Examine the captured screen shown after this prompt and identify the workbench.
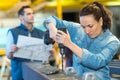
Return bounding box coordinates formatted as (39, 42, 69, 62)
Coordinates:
(22, 62, 82, 80)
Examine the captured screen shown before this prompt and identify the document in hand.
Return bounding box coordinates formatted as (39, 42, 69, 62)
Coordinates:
(13, 35, 52, 62)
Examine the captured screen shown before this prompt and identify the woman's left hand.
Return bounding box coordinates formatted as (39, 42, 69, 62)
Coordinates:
(56, 30, 71, 47)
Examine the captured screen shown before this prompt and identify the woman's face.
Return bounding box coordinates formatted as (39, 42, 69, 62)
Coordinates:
(80, 15, 103, 38)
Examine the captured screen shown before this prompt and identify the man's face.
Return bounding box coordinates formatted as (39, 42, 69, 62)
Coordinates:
(80, 15, 103, 38)
(22, 8, 34, 24)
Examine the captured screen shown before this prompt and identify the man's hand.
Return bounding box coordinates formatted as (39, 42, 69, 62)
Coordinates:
(8, 45, 19, 59)
(10, 45, 19, 53)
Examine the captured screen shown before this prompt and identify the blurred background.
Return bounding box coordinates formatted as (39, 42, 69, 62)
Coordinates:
(0, 0, 120, 79)
(0, 0, 119, 58)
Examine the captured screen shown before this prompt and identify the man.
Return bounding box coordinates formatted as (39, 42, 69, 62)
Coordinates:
(6, 6, 44, 80)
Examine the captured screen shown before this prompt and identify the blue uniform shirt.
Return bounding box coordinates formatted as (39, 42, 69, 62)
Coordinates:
(43, 16, 120, 80)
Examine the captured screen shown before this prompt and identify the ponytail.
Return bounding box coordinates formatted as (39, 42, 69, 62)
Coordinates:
(80, 1, 112, 30)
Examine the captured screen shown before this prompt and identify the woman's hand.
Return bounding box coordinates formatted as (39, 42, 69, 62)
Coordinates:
(46, 23, 57, 41)
(56, 30, 72, 47)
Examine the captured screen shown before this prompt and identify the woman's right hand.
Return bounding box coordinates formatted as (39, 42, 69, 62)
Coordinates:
(46, 22, 57, 41)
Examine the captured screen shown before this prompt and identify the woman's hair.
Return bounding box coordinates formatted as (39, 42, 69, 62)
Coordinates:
(80, 2, 112, 30)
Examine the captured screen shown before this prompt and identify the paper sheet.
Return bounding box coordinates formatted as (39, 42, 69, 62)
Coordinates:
(13, 35, 52, 62)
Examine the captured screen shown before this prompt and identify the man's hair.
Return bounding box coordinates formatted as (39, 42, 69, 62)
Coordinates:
(18, 6, 31, 16)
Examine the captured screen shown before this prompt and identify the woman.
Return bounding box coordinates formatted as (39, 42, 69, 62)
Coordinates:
(43, 2, 120, 80)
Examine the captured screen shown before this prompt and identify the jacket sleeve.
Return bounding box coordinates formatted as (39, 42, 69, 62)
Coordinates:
(43, 16, 85, 41)
(43, 16, 81, 30)
(81, 39, 120, 70)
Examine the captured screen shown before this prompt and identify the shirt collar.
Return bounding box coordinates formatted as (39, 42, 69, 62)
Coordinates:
(96, 29, 110, 41)
(20, 24, 34, 32)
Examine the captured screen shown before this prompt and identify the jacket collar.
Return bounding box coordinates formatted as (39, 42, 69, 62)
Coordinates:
(20, 24, 34, 32)
(96, 29, 110, 41)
